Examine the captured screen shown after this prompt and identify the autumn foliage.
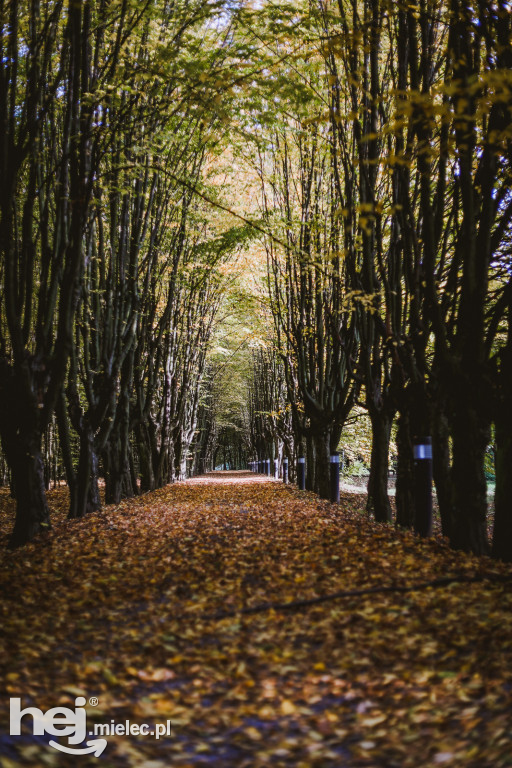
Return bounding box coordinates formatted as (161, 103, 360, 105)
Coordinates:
(1, 473, 511, 767)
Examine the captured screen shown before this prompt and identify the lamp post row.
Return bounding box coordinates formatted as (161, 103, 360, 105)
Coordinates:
(249, 435, 433, 538)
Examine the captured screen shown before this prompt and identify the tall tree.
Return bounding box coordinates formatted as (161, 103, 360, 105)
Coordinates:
(0, 0, 144, 545)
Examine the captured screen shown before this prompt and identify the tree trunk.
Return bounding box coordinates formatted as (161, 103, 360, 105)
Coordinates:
(136, 423, 156, 493)
(492, 338, 512, 561)
(103, 353, 135, 503)
(129, 447, 139, 496)
(73, 427, 101, 518)
(56, 389, 78, 519)
(103, 436, 133, 504)
(305, 434, 316, 492)
(493, 416, 512, 561)
(8, 436, 50, 549)
(367, 412, 392, 523)
(432, 404, 454, 539)
(450, 406, 490, 555)
(0, 363, 51, 547)
(395, 410, 415, 529)
(313, 431, 330, 500)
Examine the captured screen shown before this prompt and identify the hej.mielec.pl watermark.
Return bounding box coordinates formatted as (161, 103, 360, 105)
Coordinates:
(10, 696, 171, 757)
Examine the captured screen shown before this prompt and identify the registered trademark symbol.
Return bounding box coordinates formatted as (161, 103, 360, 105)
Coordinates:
(89, 697, 98, 707)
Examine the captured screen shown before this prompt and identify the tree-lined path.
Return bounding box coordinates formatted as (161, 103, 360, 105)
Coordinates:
(1, 473, 512, 767)
(2, 2, 512, 765)
(1, 0, 512, 559)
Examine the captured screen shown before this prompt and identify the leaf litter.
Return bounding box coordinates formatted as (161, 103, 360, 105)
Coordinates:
(0, 472, 511, 768)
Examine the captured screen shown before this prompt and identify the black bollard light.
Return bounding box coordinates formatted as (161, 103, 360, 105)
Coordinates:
(283, 457, 289, 484)
(274, 458, 279, 479)
(330, 452, 340, 503)
(297, 456, 306, 490)
(266, 458, 271, 476)
(413, 436, 433, 537)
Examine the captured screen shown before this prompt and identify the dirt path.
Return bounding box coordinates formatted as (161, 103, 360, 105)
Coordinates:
(1, 472, 511, 767)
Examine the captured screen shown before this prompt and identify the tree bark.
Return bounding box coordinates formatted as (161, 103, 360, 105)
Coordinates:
(135, 423, 156, 493)
(492, 322, 512, 561)
(73, 426, 101, 518)
(432, 403, 454, 539)
(56, 389, 78, 519)
(313, 431, 330, 500)
(305, 434, 316, 492)
(0, 361, 51, 547)
(103, 436, 133, 505)
(367, 412, 393, 523)
(395, 409, 415, 529)
(7, 434, 50, 549)
(493, 416, 512, 562)
(450, 404, 490, 555)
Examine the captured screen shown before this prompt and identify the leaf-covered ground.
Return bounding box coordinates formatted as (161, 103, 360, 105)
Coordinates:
(1, 472, 512, 768)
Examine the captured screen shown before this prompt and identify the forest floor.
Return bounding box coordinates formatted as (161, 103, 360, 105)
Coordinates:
(1, 472, 512, 768)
